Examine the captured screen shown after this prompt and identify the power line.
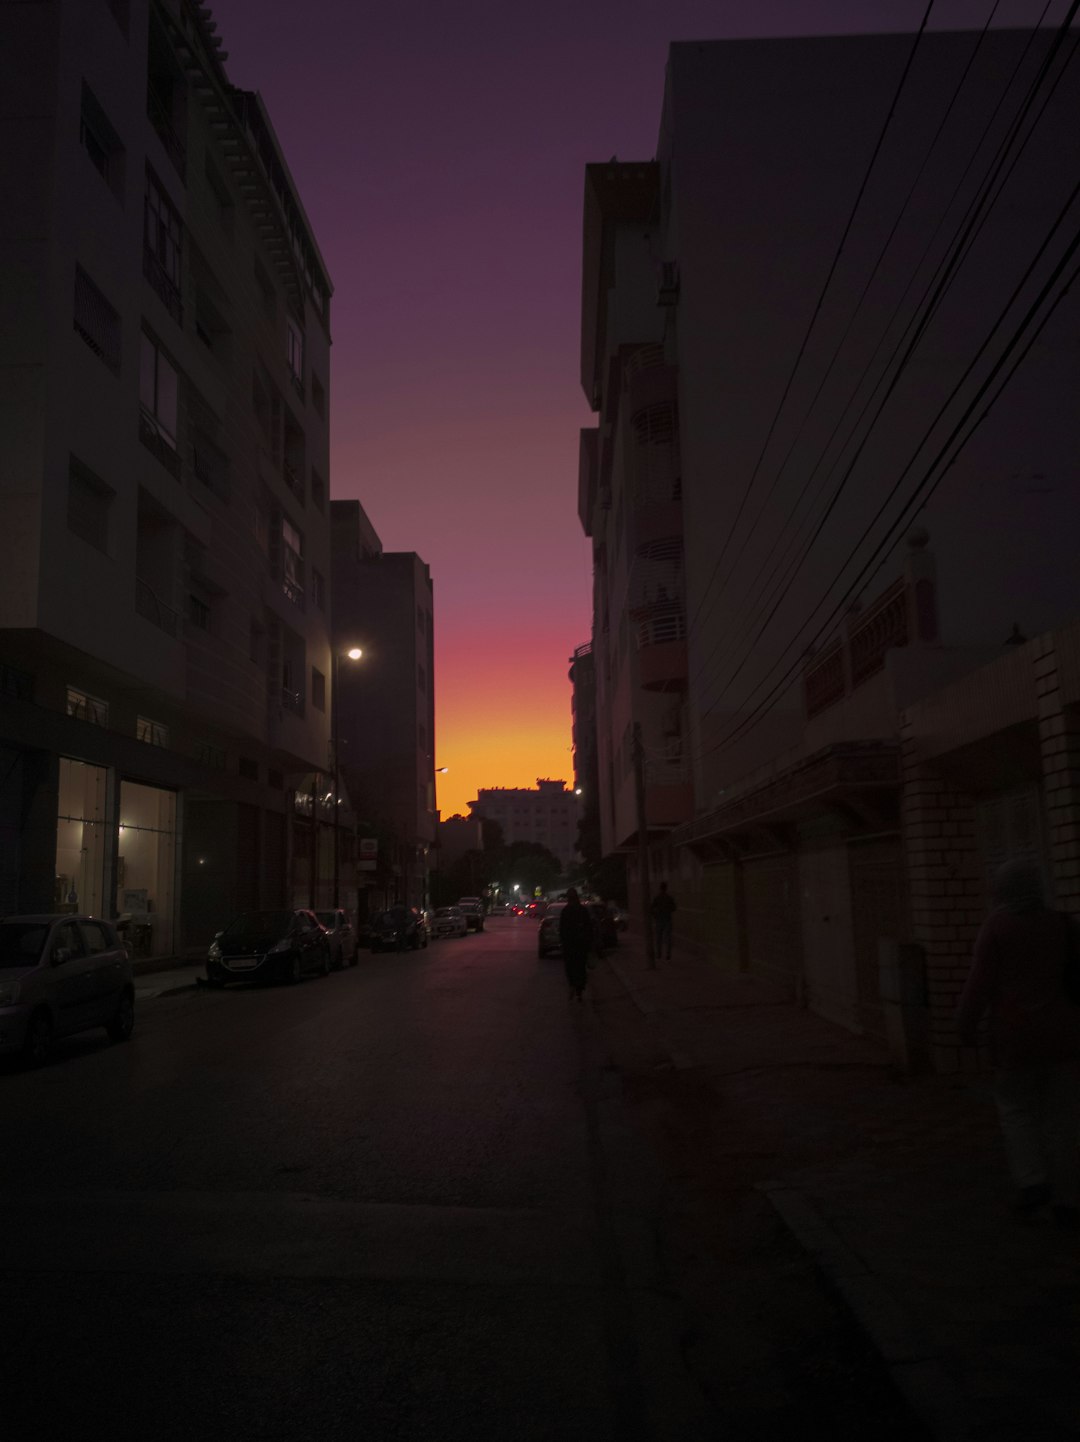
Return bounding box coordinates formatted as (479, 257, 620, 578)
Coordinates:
(698, 219, 1080, 769)
(683, 2, 937, 646)
(693, 8, 1078, 718)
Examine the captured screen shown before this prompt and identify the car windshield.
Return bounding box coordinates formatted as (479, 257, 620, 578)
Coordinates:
(435, 908, 455, 918)
(315, 912, 340, 928)
(221, 911, 293, 941)
(0, 920, 50, 967)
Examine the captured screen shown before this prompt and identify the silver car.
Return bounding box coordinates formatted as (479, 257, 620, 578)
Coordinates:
(0, 914, 135, 1066)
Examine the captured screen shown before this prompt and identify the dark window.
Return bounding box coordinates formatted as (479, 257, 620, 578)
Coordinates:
(80, 83, 124, 198)
(139, 331, 181, 475)
(67, 457, 113, 553)
(194, 741, 226, 769)
(311, 667, 326, 711)
(78, 921, 111, 954)
(253, 258, 275, 318)
(286, 316, 304, 396)
(144, 165, 183, 322)
(0, 664, 32, 701)
(74, 267, 121, 372)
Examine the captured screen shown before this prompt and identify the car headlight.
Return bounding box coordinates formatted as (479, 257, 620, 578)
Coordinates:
(0, 980, 21, 1006)
(208, 941, 222, 960)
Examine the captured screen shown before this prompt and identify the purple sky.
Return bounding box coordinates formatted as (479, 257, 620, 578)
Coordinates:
(210, 0, 1062, 815)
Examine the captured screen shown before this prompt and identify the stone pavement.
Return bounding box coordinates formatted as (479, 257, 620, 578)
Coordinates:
(597, 936, 1080, 1442)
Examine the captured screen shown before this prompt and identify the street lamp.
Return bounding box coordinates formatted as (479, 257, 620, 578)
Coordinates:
(332, 646, 364, 908)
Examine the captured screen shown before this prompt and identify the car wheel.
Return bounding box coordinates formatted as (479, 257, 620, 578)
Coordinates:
(287, 955, 302, 985)
(22, 1008, 53, 1067)
(106, 988, 135, 1043)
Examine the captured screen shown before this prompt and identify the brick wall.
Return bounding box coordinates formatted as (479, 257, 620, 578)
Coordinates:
(899, 719, 983, 1073)
(1035, 635, 1080, 915)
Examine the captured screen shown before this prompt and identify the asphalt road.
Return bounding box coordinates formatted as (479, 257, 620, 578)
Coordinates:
(0, 916, 709, 1442)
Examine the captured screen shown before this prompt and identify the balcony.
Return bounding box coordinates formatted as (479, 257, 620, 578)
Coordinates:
(143, 245, 182, 325)
(139, 411, 182, 480)
(135, 578, 179, 637)
(635, 603, 688, 691)
(625, 345, 677, 418)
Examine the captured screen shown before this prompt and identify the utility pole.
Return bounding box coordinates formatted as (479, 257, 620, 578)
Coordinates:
(632, 722, 655, 969)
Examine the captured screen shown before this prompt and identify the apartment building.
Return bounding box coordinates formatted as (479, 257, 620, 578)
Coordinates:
(0, 0, 338, 953)
(578, 31, 1080, 1067)
(330, 501, 436, 913)
(470, 781, 580, 872)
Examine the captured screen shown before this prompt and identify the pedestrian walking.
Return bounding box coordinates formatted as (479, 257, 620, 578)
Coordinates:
(650, 881, 676, 961)
(559, 888, 595, 1002)
(956, 857, 1080, 1228)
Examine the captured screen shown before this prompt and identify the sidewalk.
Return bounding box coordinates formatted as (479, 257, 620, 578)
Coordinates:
(596, 936, 1080, 1442)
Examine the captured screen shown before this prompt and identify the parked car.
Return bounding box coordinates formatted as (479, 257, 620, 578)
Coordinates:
(315, 908, 358, 969)
(588, 902, 618, 950)
(418, 909, 434, 946)
(206, 909, 331, 986)
(457, 897, 485, 932)
(536, 902, 567, 958)
(370, 906, 427, 952)
(0, 914, 135, 1065)
(432, 905, 468, 939)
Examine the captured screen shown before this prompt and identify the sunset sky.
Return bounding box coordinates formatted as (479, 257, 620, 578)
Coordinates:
(211, 0, 1051, 817)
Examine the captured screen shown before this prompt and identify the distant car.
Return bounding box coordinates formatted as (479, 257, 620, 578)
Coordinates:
(370, 906, 426, 952)
(315, 909, 358, 969)
(457, 898, 485, 932)
(537, 902, 567, 958)
(0, 914, 135, 1066)
(432, 906, 468, 939)
(207, 909, 331, 986)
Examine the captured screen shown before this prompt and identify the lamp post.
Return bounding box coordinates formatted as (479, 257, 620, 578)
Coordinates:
(332, 646, 364, 909)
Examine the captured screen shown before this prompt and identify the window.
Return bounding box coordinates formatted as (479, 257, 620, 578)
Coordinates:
(139, 332, 178, 446)
(310, 469, 325, 512)
(66, 686, 108, 726)
(204, 154, 233, 237)
(312, 567, 326, 611)
(136, 716, 168, 747)
(194, 741, 226, 769)
(187, 593, 210, 630)
(80, 83, 124, 198)
(286, 317, 304, 394)
(78, 920, 112, 955)
(74, 267, 121, 372)
(311, 371, 325, 418)
(0, 663, 32, 701)
(282, 518, 304, 606)
(67, 457, 113, 553)
(311, 667, 326, 711)
(144, 166, 183, 322)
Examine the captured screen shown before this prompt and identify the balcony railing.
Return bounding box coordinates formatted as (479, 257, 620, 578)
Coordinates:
(281, 686, 303, 715)
(143, 246, 182, 324)
(191, 431, 230, 500)
(135, 578, 179, 636)
(139, 410, 182, 479)
(850, 581, 909, 686)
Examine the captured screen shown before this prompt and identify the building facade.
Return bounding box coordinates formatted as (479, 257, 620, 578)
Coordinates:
(578, 31, 1080, 1066)
(0, 0, 340, 953)
(470, 780, 580, 872)
(330, 501, 436, 913)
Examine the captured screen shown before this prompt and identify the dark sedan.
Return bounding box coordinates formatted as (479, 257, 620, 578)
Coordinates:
(206, 909, 331, 986)
(369, 906, 427, 953)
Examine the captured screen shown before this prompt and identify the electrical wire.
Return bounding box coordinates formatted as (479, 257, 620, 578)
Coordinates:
(693, 6, 1078, 717)
(682, 1, 937, 646)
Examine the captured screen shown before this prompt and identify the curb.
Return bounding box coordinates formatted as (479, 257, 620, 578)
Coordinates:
(134, 979, 201, 1000)
(759, 1182, 970, 1442)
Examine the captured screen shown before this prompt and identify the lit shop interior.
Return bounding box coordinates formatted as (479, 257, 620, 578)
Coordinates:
(55, 759, 177, 956)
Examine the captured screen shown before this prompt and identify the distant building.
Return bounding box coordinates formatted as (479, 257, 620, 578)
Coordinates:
(330, 501, 436, 912)
(470, 781, 580, 871)
(0, 1, 337, 952)
(579, 31, 1080, 1068)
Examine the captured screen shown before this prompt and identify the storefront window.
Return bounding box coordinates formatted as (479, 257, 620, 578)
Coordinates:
(117, 780, 176, 956)
(55, 758, 108, 914)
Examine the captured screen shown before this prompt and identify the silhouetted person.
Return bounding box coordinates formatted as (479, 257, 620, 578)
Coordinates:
(651, 881, 676, 961)
(956, 858, 1080, 1227)
(559, 888, 595, 1002)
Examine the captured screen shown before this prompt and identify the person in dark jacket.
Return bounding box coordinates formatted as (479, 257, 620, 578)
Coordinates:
(559, 888, 596, 1002)
(956, 857, 1080, 1226)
